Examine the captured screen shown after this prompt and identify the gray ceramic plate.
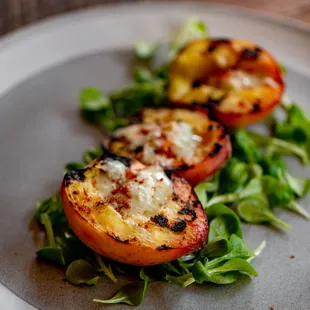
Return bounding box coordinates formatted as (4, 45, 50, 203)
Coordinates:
(0, 2, 310, 310)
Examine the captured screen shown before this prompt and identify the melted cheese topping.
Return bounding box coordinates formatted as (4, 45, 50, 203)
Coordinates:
(129, 167, 173, 218)
(96, 159, 173, 223)
(225, 70, 277, 90)
(169, 121, 201, 161)
(114, 121, 202, 166)
(105, 159, 126, 181)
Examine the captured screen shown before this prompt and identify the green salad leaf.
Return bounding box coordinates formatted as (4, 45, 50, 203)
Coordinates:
(218, 157, 249, 193)
(237, 195, 291, 229)
(93, 279, 148, 306)
(259, 154, 285, 179)
(287, 201, 310, 220)
(135, 40, 157, 60)
(133, 67, 156, 84)
(36, 213, 66, 265)
(95, 254, 118, 283)
(207, 174, 309, 220)
(82, 147, 103, 165)
(247, 131, 308, 164)
(35, 194, 66, 225)
(232, 129, 262, 163)
(204, 271, 240, 285)
(66, 259, 100, 285)
(79, 88, 116, 128)
(80, 88, 110, 111)
(192, 234, 258, 285)
(36, 246, 66, 266)
(169, 17, 209, 58)
(110, 80, 167, 117)
(65, 147, 103, 173)
(284, 171, 310, 197)
(200, 236, 231, 258)
(275, 102, 310, 146)
(208, 216, 231, 240)
(209, 258, 258, 277)
(64, 162, 84, 172)
(207, 204, 242, 239)
(194, 173, 219, 207)
(166, 273, 195, 287)
(223, 234, 254, 261)
(279, 63, 287, 74)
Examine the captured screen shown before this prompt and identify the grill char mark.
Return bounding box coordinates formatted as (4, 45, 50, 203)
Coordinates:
(240, 47, 262, 61)
(152, 215, 169, 227)
(64, 169, 87, 186)
(156, 244, 171, 250)
(100, 144, 133, 168)
(178, 201, 197, 222)
(170, 220, 187, 232)
(209, 142, 223, 157)
(208, 38, 231, 52)
(113, 236, 129, 243)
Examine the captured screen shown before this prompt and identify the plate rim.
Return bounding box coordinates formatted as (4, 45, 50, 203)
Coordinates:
(0, 2, 310, 309)
(1, 1, 310, 96)
(1, 0, 310, 49)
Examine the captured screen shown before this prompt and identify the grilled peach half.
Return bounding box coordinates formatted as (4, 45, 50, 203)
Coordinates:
(61, 152, 208, 266)
(168, 38, 285, 128)
(109, 107, 231, 187)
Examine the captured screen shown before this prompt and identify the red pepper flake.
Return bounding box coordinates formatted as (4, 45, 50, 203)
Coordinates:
(270, 306, 275, 310)
(140, 127, 151, 135)
(78, 205, 91, 214)
(126, 169, 137, 179)
(110, 195, 132, 209)
(159, 178, 163, 181)
(238, 101, 246, 108)
(155, 144, 175, 158)
(123, 202, 131, 209)
(111, 188, 119, 195)
(138, 180, 144, 184)
(120, 184, 130, 195)
(111, 184, 131, 197)
(115, 206, 122, 213)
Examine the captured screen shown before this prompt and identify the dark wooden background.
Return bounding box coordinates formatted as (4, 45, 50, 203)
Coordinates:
(1, 0, 310, 35)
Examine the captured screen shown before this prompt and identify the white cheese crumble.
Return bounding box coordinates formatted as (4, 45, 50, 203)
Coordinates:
(225, 70, 277, 90)
(168, 121, 201, 162)
(114, 121, 201, 165)
(96, 159, 173, 220)
(105, 159, 126, 181)
(142, 143, 156, 163)
(114, 124, 160, 150)
(128, 166, 173, 217)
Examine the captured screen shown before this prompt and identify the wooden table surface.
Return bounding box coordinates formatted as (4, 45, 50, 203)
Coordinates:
(1, 0, 310, 35)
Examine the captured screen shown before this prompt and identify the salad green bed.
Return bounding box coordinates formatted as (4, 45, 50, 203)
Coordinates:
(34, 19, 310, 306)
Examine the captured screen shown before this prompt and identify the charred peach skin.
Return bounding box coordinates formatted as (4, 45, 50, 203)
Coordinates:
(168, 38, 284, 128)
(109, 107, 231, 187)
(61, 152, 208, 266)
(177, 137, 231, 187)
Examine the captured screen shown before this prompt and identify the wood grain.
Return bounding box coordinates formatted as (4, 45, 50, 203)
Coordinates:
(1, 0, 310, 35)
